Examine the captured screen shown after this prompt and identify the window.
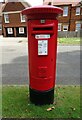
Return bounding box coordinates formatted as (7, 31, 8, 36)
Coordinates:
(0, 24, 2, 30)
(63, 6, 68, 16)
(7, 28, 13, 34)
(76, 23, 81, 31)
(63, 25, 68, 31)
(76, 7, 80, 15)
(19, 27, 24, 34)
(58, 23, 62, 31)
(20, 14, 26, 22)
(4, 14, 9, 23)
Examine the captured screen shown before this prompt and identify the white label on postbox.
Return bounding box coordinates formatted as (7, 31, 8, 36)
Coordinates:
(38, 40, 48, 55)
(35, 34, 50, 39)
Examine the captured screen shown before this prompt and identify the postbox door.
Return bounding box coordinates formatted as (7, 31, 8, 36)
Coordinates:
(27, 19, 58, 91)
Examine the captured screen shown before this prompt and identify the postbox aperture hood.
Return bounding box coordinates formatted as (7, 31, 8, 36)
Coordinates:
(22, 5, 63, 20)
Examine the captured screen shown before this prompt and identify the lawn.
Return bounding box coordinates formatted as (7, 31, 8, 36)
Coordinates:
(0, 86, 2, 117)
(58, 37, 80, 45)
(2, 85, 80, 119)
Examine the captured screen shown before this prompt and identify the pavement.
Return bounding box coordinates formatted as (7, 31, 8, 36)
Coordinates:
(0, 36, 80, 85)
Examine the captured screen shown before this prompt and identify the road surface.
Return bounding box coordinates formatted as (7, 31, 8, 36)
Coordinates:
(0, 37, 80, 85)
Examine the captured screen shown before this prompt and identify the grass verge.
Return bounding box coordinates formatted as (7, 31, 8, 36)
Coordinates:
(2, 85, 80, 118)
(58, 38, 80, 45)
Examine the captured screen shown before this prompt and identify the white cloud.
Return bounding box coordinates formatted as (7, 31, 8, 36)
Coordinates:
(25, 0, 43, 6)
(0, 0, 4, 2)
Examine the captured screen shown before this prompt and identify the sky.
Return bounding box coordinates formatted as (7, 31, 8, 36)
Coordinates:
(0, 0, 43, 6)
(25, 0, 43, 6)
(0, 0, 4, 2)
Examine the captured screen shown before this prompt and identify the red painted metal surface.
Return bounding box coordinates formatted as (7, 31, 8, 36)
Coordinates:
(22, 5, 63, 20)
(22, 5, 63, 91)
(22, 5, 63, 15)
(28, 20, 58, 91)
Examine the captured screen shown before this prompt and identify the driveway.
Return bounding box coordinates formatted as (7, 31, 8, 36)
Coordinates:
(0, 36, 80, 85)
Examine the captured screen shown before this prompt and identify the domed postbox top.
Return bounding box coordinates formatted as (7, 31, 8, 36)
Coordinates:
(22, 5, 63, 20)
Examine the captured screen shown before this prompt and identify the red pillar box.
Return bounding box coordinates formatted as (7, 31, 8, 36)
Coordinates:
(22, 5, 63, 105)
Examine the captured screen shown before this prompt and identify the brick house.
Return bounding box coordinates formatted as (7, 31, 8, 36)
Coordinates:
(43, 0, 82, 32)
(2, 0, 31, 37)
(0, 3, 2, 35)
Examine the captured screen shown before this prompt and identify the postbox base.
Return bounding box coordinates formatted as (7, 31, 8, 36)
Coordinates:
(29, 87, 54, 105)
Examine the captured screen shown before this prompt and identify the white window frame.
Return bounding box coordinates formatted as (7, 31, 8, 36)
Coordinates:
(7, 28, 13, 34)
(20, 14, 26, 22)
(75, 22, 81, 31)
(63, 6, 68, 16)
(76, 7, 80, 15)
(4, 14, 9, 23)
(63, 25, 68, 31)
(58, 23, 62, 31)
(19, 27, 24, 34)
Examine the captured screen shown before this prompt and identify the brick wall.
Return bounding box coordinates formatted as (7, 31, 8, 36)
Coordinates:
(57, 4, 82, 31)
(2, 13, 26, 27)
(70, 6, 82, 31)
(2, 2, 28, 37)
(57, 4, 72, 23)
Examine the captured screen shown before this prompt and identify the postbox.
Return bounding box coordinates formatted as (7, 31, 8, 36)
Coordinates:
(22, 5, 63, 105)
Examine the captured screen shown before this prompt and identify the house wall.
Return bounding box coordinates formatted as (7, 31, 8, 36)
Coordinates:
(57, 4, 71, 31)
(2, 13, 26, 27)
(2, 2, 28, 37)
(57, 4, 71, 23)
(57, 4, 82, 31)
(2, 12, 27, 37)
(51, 3, 82, 32)
(70, 6, 82, 31)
